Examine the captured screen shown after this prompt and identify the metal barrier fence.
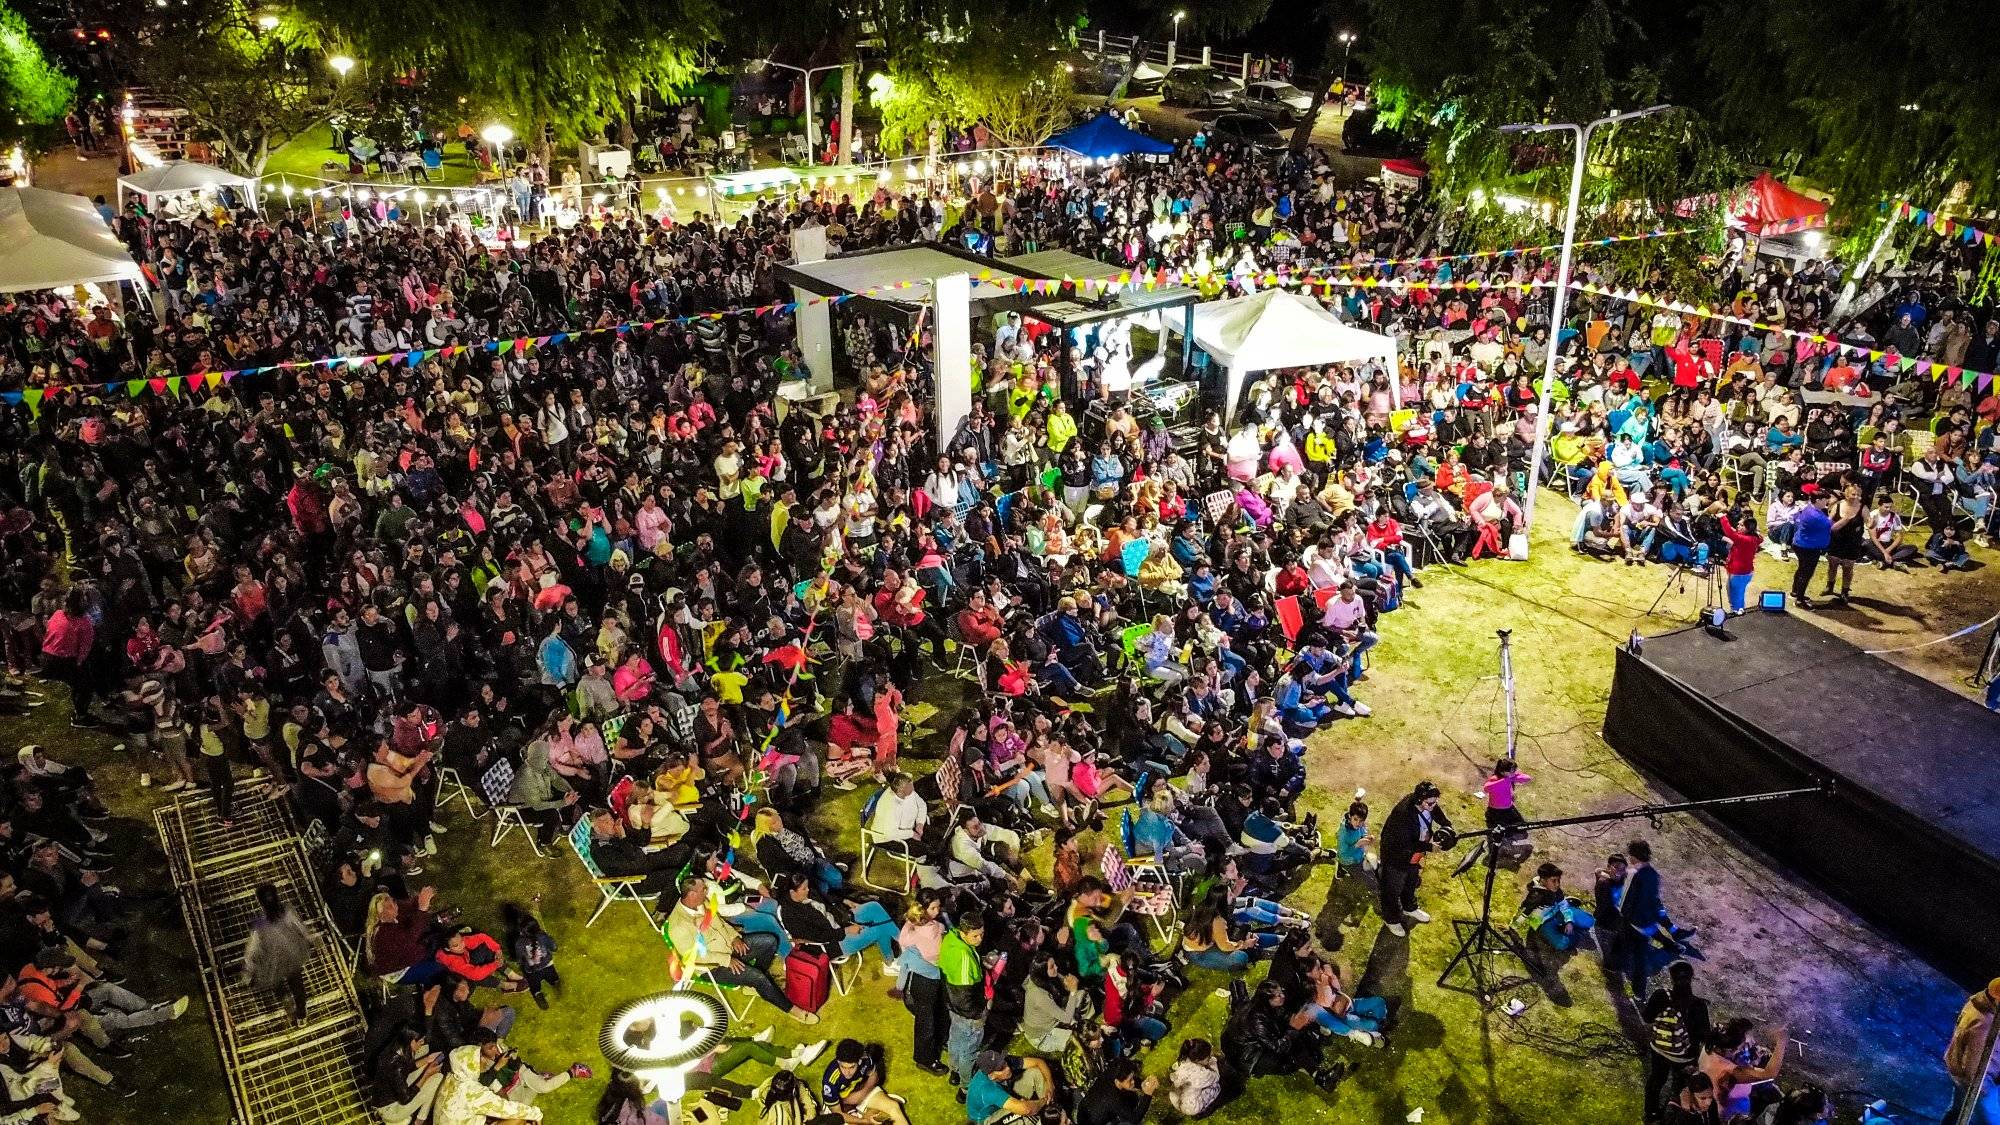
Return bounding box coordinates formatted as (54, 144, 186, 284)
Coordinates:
(1089, 30, 1278, 82)
(155, 790, 375, 1125)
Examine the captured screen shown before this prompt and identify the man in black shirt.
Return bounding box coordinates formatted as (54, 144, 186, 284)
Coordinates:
(1079, 1057, 1156, 1125)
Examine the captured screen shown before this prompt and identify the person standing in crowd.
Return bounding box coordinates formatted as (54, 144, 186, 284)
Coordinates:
(241, 884, 316, 1023)
(1945, 978, 2000, 1125)
(1788, 491, 1834, 608)
(1379, 781, 1453, 938)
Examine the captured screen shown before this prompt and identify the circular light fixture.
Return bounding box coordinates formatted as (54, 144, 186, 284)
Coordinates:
(328, 55, 355, 77)
(600, 991, 729, 1101)
(255, 13, 279, 30)
(480, 123, 514, 146)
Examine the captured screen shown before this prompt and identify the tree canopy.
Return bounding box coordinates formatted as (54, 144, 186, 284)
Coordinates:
(0, 0, 73, 144)
(130, 0, 355, 175)
(869, 0, 1086, 151)
(292, 0, 722, 156)
(1360, 0, 1738, 291)
(1699, 0, 2000, 221)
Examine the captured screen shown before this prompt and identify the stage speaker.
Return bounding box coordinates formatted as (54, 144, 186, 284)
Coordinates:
(1759, 591, 1788, 613)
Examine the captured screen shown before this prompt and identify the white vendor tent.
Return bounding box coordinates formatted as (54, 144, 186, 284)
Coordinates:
(1172, 288, 1398, 418)
(0, 187, 146, 295)
(116, 160, 257, 210)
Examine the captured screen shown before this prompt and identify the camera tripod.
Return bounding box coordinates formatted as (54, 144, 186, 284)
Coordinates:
(1436, 787, 1825, 1005)
(1645, 556, 1727, 623)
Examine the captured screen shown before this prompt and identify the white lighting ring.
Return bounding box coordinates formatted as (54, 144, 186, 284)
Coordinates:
(599, 990, 730, 1072)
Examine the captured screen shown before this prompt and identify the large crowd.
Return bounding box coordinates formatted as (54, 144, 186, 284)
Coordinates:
(0, 129, 1992, 1125)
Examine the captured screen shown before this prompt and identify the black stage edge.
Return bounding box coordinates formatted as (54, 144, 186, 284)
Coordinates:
(1604, 611, 2000, 987)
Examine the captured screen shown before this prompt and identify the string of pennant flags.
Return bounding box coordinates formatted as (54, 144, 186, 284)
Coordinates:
(1325, 227, 1699, 272)
(1885, 199, 1999, 250)
(6, 256, 1994, 413)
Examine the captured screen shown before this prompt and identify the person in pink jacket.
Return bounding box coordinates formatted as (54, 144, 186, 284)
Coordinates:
(40, 589, 97, 727)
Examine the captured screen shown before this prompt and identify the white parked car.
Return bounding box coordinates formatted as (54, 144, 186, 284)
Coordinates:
(1233, 79, 1315, 123)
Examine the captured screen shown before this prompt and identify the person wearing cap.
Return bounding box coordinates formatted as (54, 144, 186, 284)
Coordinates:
(16, 945, 187, 1050)
(964, 1049, 1052, 1125)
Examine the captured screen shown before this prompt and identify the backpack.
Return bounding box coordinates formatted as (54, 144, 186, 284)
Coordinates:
(1648, 1000, 1694, 1062)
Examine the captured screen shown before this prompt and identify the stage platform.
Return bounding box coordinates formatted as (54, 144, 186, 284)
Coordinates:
(1603, 611, 2000, 986)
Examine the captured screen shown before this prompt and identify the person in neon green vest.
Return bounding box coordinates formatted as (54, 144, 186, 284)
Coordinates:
(1046, 399, 1079, 456)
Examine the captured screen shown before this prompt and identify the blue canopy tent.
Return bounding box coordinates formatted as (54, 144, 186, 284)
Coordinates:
(1043, 113, 1174, 159)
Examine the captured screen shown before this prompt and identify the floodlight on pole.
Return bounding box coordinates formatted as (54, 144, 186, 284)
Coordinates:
(328, 54, 354, 78)
(1504, 104, 1673, 558)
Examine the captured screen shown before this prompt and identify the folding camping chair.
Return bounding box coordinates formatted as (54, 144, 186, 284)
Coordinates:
(857, 785, 921, 892)
(435, 764, 483, 820)
(480, 759, 547, 859)
(568, 818, 662, 932)
(1102, 836, 1178, 948)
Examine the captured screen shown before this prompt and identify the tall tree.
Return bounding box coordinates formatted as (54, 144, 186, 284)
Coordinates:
(130, 0, 355, 175)
(294, 0, 721, 162)
(1361, 0, 1738, 287)
(0, 0, 73, 145)
(1700, 0, 2000, 222)
(869, 0, 1085, 151)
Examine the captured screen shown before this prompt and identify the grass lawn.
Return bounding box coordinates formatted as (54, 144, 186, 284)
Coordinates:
(262, 124, 485, 189)
(40, 490, 1989, 1124)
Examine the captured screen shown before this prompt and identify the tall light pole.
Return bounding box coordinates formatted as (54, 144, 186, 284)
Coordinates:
(1336, 31, 1355, 89)
(1171, 11, 1186, 59)
(755, 59, 848, 165)
(1500, 104, 1673, 556)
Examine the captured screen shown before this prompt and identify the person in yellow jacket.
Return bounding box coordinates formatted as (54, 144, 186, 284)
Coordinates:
(1304, 421, 1339, 473)
(1046, 399, 1079, 455)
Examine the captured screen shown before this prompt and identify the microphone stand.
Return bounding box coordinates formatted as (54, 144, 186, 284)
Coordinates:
(1435, 786, 1826, 1005)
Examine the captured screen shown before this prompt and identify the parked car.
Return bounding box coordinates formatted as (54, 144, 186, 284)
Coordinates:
(1162, 64, 1242, 108)
(1207, 113, 1289, 152)
(1233, 79, 1315, 123)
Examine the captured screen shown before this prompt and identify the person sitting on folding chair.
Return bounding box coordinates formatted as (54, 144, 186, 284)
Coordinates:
(666, 877, 820, 1025)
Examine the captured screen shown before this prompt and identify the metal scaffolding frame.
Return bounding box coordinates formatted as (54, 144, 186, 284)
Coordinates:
(155, 789, 376, 1125)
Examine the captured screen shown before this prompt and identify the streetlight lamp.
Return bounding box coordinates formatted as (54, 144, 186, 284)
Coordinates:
(481, 122, 514, 171)
(1336, 32, 1356, 89)
(1171, 10, 1186, 57)
(255, 13, 279, 30)
(328, 54, 354, 79)
(752, 58, 848, 166)
(1499, 104, 1673, 556)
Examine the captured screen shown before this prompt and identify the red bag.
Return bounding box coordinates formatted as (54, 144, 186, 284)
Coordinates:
(784, 949, 832, 1014)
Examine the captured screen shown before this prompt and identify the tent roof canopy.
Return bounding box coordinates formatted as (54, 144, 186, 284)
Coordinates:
(0, 187, 145, 295)
(775, 244, 1045, 312)
(1189, 288, 1395, 372)
(116, 159, 254, 197)
(1176, 289, 1398, 417)
(1043, 113, 1174, 159)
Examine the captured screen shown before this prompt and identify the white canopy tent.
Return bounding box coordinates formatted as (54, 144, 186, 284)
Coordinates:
(1170, 288, 1399, 418)
(0, 187, 146, 295)
(116, 160, 257, 211)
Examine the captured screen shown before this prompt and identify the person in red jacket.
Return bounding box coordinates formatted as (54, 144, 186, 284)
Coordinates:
(1717, 511, 1763, 615)
(435, 926, 529, 993)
